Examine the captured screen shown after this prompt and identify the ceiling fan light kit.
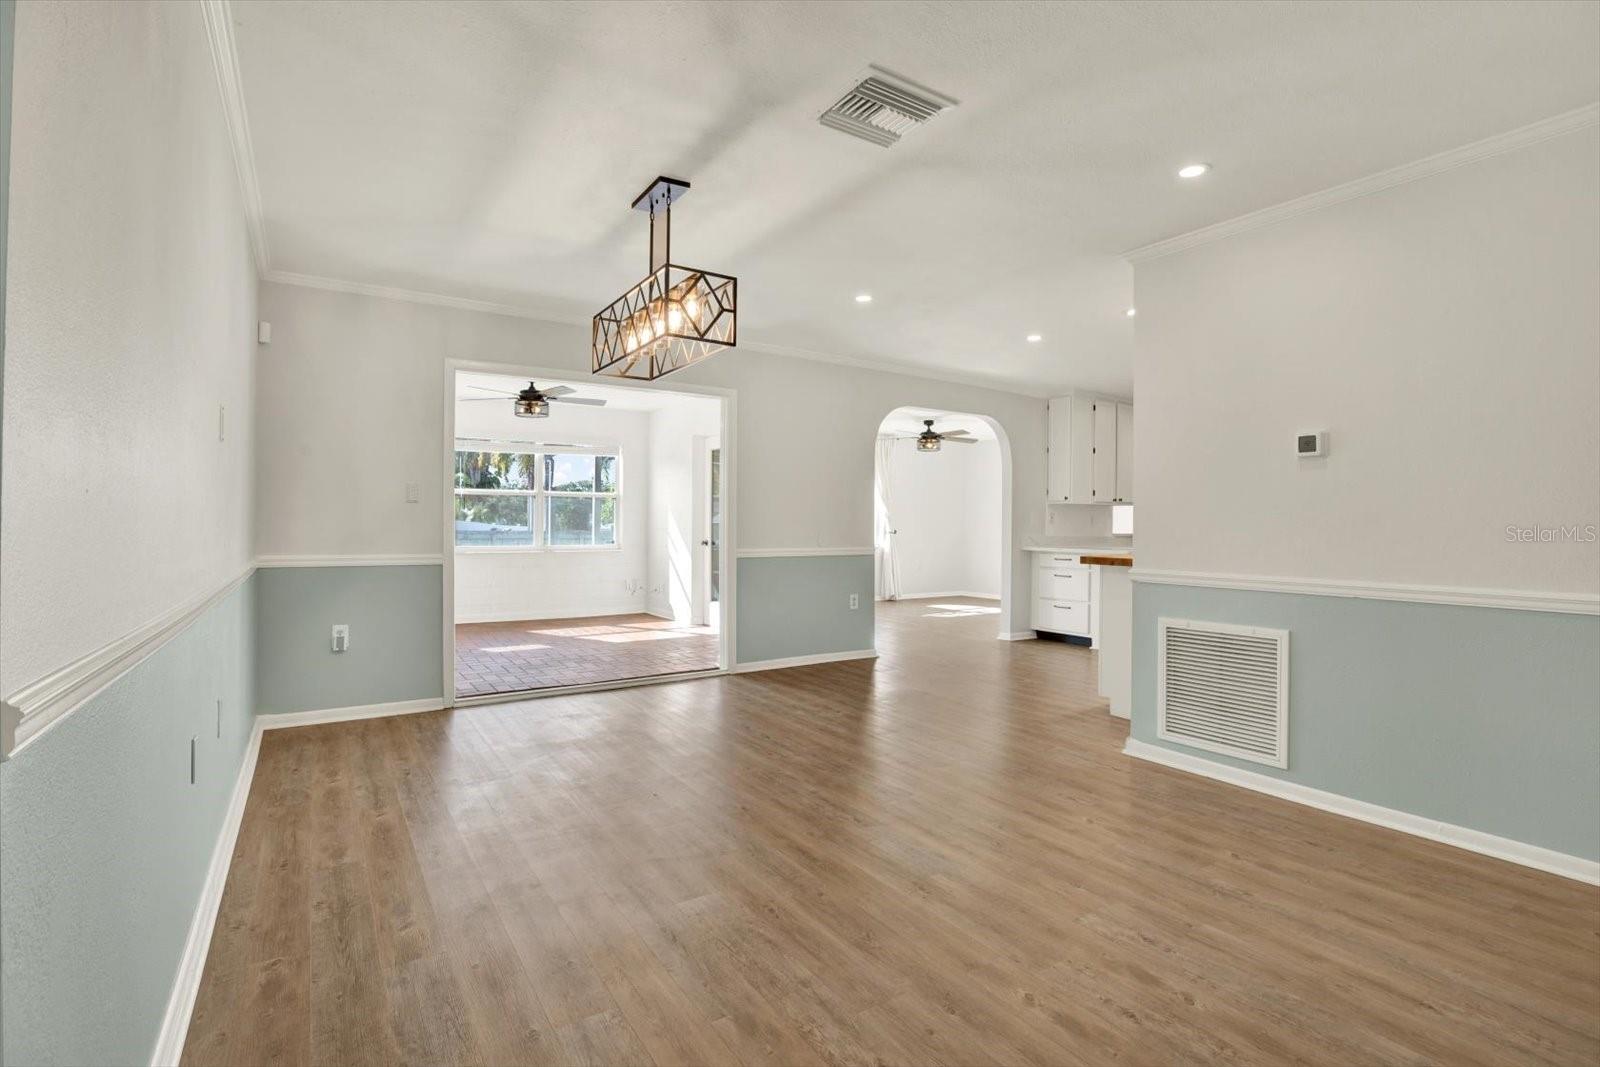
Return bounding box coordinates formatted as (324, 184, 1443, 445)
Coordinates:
(592, 177, 738, 381)
(459, 381, 607, 417)
(912, 418, 977, 453)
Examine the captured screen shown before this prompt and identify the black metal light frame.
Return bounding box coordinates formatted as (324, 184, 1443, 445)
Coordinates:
(592, 177, 738, 381)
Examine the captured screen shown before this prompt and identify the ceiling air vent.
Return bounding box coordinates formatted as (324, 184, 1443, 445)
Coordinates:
(1157, 618, 1289, 768)
(819, 66, 957, 148)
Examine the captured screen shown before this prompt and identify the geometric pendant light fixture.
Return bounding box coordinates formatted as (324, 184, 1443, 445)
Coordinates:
(592, 176, 738, 380)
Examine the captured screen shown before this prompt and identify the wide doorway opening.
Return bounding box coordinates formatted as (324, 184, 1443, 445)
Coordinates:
(450, 369, 726, 700)
(874, 407, 1006, 636)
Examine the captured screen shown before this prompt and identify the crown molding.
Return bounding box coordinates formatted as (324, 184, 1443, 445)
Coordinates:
(260, 269, 575, 322)
(263, 271, 1058, 400)
(1125, 103, 1600, 264)
(739, 339, 1056, 399)
(199, 0, 269, 275)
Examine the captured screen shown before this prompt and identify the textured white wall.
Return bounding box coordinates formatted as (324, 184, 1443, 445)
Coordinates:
(1134, 125, 1600, 594)
(452, 399, 651, 622)
(881, 436, 1002, 597)
(254, 280, 1053, 635)
(1, 0, 258, 695)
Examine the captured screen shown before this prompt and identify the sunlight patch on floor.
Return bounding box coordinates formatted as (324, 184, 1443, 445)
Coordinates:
(922, 603, 1002, 618)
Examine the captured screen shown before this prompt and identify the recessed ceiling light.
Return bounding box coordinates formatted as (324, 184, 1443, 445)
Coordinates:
(1026, 333, 1043, 343)
(1178, 163, 1210, 179)
(1125, 307, 1137, 318)
(854, 293, 873, 304)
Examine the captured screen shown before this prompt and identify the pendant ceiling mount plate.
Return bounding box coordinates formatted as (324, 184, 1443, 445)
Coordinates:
(593, 175, 738, 381)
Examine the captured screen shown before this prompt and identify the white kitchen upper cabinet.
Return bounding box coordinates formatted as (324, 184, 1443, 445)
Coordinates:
(1114, 401, 1134, 503)
(1091, 400, 1117, 503)
(1046, 397, 1072, 502)
(1046, 392, 1131, 504)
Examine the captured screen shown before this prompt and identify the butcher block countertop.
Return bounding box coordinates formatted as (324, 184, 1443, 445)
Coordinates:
(1079, 552, 1133, 567)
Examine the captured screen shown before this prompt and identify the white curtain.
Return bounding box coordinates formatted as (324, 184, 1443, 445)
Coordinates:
(874, 435, 901, 601)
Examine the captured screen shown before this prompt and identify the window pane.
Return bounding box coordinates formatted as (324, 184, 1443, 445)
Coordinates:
(455, 451, 533, 490)
(545, 453, 596, 492)
(455, 494, 534, 545)
(597, 497, 617, 545)
(546, 496, 594, 545)
(596, 455, 618, 493)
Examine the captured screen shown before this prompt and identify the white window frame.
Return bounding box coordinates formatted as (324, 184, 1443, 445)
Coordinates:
(453, 441, 622, 553)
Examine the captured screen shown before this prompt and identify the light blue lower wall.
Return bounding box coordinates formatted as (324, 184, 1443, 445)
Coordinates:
(255, 564, 443, 715)
(0, 577, 257, 1067)
(1132, 582, 1600, 861)
(736, 554, 876, 663)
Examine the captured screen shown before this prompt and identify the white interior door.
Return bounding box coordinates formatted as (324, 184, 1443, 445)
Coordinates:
(694, 438, 722, 628)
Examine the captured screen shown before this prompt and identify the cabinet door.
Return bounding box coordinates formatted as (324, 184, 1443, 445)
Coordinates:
(1068, 394, 1095, 503)
(1114, 401, 1134, 503)
(1091, 401, 1117, 503)
(1046, 398, 1072, 502)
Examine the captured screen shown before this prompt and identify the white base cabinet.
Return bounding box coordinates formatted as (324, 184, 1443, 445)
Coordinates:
(1031, 552, 1099, 644)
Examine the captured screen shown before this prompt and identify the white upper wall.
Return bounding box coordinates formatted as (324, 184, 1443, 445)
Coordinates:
(254, 279, 1051, 635)
(1, 1, 258, 695)
(1133, 123, 1600, 594)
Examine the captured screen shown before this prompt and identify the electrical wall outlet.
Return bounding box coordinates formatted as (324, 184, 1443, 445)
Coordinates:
(405, 481, 420, 503)
(849, 593, 860, 610)
(331, 624, 350, 653)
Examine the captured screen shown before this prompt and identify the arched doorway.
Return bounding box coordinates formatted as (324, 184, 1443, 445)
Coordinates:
(874, 407, 1012, 640)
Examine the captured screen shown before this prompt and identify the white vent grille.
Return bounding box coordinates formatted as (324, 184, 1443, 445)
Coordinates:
(819, 67, 956, 148)
(1157, 618, 1289, 768)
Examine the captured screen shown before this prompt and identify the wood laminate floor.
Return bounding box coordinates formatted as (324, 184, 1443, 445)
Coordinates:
(184, 597, 1600, 1067)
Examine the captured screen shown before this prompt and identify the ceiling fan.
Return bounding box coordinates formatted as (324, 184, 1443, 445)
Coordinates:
(890, 418, 978, 453)
(458, 381, 607, 418)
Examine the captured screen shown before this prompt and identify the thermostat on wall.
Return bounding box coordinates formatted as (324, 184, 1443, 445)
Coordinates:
(1296, 431, 1328, 458)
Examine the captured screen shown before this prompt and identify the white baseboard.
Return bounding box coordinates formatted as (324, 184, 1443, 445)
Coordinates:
(997, 631, 1038, 641)
(151, 719, 264, 1067)
(259, 697, 446, 730)
(892, 591, 1002, 601)
(1123, 738, 1599, 886)
(733, 649, 877, 674)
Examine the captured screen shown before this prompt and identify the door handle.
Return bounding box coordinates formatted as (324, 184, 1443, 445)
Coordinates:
(700, 540, 710, 546)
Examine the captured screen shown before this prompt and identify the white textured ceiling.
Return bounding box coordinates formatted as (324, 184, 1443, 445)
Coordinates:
(233, 0, 1599, 396)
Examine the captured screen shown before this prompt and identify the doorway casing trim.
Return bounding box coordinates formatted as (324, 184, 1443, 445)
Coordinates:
(441, 359, 738, 701)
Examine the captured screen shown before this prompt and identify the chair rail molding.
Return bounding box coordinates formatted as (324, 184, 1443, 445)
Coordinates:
(1131, 568, 1599, 615)
(2, 563, 257, 759)
(735, 547, 876, 558)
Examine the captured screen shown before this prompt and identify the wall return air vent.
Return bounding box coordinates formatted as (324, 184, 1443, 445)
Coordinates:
(1157, 618, 1290, 768)
(819, 66, 958, 148)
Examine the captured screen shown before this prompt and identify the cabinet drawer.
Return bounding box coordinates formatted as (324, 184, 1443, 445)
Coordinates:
(1033, 597, 1090, 636)
(1035, 565, 1090, 602)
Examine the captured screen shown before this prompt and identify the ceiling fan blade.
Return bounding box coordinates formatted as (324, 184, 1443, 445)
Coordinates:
(550, 396, 606, 406)
(466, 385, 518, 397)
(459, 396, 514, 402)
(542, 385, 576, 396)
(942, 435, 979, 444)
(940, 428, 975, 437)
